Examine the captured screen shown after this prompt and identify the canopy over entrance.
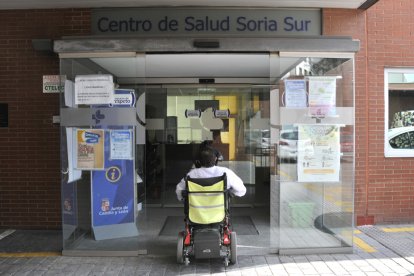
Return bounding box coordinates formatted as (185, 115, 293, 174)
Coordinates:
(0, 0, 378, 10)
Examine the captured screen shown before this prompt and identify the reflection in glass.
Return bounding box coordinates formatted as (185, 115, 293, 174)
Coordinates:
(386, 69, 414, 157)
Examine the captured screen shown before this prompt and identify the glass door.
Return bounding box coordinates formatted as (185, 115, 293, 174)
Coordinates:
(145, 85, 271, 207)
(59, 54, 147, 255)
(145, 84, 273, 254)
(270, 53, 355, 254)
(58, 51, 355, 256)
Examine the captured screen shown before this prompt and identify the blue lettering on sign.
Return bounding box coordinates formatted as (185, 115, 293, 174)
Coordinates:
(284, 17, 311, 32)
(185, 16, 230, 31)
(98, 17, 153, 32)
(236, 16, 278, 31)
(95, 15, 313, 34)
(158, 16, 179, 31)
(85, 132, 100, 144)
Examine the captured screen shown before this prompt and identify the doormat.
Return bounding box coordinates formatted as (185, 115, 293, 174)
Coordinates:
(159, 216, 259, 236)
(0, 230, 62, 253)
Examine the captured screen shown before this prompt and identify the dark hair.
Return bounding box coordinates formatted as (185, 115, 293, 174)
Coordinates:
(198, 147, 217, 168)
(200, 140, 223, 161)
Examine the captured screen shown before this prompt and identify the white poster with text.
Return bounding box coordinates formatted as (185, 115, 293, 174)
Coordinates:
(297, 125, 340, 182)
(308, 76, 336, 116)
(110, 129, 133, 160)
(75, 75, 114, 105)
(284, 79, 307, 108)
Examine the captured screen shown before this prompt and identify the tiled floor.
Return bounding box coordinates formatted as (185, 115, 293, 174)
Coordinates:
(1, 224, 414, 275)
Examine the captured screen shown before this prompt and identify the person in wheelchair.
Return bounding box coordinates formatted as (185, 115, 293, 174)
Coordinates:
(175, 146, 246, 265)
(175, 146, 246, 202)
(194, 140, 223, 168)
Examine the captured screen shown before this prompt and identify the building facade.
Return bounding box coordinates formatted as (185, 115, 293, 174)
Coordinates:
(0, 0, 413, 255)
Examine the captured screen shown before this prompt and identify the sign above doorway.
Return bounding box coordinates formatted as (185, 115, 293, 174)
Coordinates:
(92, 8, 321, 37)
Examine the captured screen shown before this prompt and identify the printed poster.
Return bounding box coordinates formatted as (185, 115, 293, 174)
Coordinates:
(110, 129, 133, 160)
(297, 125, 340, 182)
(284, 79, 307, 108)
(308, 76, 337, 116)
(75, 74, 114, 105)
(92, 130, 135, 227)
(76, 129, 105, 170)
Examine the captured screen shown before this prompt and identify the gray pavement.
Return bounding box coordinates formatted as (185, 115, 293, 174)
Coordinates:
(1, 224, 414, 275)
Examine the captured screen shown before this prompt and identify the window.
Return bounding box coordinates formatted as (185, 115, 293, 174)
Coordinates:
(385, 68, 414, 157)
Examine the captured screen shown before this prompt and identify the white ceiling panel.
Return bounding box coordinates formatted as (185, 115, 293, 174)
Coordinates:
(0, 0, 374, 10)
(91, 54, 272, 78)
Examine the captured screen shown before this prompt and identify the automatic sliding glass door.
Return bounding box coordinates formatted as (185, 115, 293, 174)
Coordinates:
(145, 85, 272, 208)
(58, 51, 355, 256)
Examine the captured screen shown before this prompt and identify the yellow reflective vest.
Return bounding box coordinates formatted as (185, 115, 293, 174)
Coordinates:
(186, 176, 226, 224)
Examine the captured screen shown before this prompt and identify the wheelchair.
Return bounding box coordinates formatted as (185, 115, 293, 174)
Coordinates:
(176, 173, 237, 266)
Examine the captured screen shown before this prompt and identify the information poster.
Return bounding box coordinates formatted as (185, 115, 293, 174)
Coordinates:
(284, 79, 307, 108)
(297, 125, 340, 182)
(308, 76, 337, 116)
(76, 129, 105, 170)
(110, 129, 133, 160)
(75, 74, 114, 105)
(92, 130, 135, 227)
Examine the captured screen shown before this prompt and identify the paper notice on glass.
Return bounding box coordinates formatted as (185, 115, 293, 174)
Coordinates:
(75, 75, 114, 105)
(284, 79, 307, 108)
(308, 76, 337, 116)
(66, 127, 82, 183)
(110, 129, 133, 160)
(297, 125, 340, 182)
(76, 129, 105, 170)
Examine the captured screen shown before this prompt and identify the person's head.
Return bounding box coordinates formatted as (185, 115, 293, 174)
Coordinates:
(199, 147, 217, 168)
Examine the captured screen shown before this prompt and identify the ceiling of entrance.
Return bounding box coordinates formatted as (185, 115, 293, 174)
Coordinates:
(87, 54, 302, 84)
(0, 0, 375, 10)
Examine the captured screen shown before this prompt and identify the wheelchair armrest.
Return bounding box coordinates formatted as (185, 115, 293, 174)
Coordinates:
(225, 189, 235, 198)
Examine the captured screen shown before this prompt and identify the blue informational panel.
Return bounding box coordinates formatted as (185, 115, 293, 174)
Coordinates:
(92, 130, 135, 227)
(89, 88, 138, 240)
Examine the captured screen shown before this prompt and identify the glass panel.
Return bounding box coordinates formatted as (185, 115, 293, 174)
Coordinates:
(59, 52, 354, 256)
(146, 84, 272, 254)
(60, 56, 146, 254)
(146, 86, 271, 204)
(272, 55, 355, 252)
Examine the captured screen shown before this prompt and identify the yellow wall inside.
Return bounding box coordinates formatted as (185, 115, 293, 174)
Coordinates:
(215, 96, 237, 160)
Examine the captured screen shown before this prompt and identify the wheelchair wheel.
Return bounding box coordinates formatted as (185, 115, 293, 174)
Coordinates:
(230, 232, 237, 264)
(177, 232, 185, 264)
